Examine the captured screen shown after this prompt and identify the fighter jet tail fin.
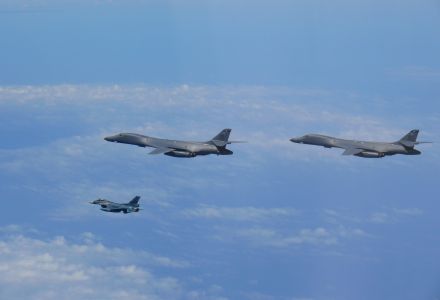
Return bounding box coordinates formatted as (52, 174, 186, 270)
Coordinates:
(209, 129, 232, 147)
(398, 129, 419, 148)
(128, 196, 141, 205)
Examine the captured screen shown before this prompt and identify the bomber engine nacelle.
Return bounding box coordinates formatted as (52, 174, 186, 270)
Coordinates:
(355, 151, 385, 158)
(165, 151, 196, 158)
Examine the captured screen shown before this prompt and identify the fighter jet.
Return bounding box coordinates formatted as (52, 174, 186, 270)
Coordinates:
(104, 128, 243, 158)
(290, 129, 430, 158)
(90, 196, 141, 214)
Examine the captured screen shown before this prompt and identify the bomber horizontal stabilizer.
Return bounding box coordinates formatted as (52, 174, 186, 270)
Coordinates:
(148, 147, 174, 155)
(211, 140, 247, 147)
(399, 140, 416, 148)
(342, 148, 364, 156)
(210, 140, 228, 147)
(415, 141, 432, 145)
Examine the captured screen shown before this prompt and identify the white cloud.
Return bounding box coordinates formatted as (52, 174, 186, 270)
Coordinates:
(0, 84, 436, 221)
(393, 208, 423, 216)
(387, 66, 440, 81)
(369, 208, 424, 224)
(1, 83, 427, 167)
(369, 212, 389, 224)
(323, 209, 362, 224)
(242, 291, 315, 300)
(233, 226, 368, 248)
(0, 224, 40, 234)
(182, 205, 298, 222)
(325, 207, 424, 226)
(0, 230, 228, 300)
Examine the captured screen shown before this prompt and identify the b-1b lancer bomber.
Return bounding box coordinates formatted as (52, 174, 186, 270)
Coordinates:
(290, 129, 430, 158)
(104, 129, 243, 158)
(90, 196, 141, 214)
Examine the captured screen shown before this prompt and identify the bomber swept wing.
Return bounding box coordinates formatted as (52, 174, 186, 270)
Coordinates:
(148, 148, 174, 155)
(342, 148, 364, 156)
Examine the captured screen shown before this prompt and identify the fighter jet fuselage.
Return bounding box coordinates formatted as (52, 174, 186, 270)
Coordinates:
(104, 129, 238, 157)
(90, 196, 141, 214)
(290, 130, 425, 158)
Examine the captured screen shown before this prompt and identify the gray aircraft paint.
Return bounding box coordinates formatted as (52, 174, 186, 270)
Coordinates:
(104, 128, 242, 158)
(90, 196, 141, 214)
(290, 129, 428, 158)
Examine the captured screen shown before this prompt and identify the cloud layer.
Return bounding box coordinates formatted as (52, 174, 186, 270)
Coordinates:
(0, 227, 229, 300)
(0, 84, 437, 300)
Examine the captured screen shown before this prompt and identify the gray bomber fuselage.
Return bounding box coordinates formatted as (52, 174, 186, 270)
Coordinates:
(104, 131, 234, 157)
(290, 133, 421, 158)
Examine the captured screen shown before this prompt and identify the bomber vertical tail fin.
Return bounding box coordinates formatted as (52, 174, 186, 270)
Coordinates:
(209, 129, 231, 147)
(398, 129, 419, 148)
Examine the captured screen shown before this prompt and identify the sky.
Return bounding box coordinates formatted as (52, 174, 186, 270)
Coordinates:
(0, 1, 439, 299)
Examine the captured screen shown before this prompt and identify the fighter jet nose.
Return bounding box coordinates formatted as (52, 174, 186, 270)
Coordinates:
(104, 136, 110, 141)
(290, 137, 300, 143)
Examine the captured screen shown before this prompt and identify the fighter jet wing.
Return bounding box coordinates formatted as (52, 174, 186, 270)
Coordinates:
(148, 147, 174, 155)
(342, 148, 364, 156)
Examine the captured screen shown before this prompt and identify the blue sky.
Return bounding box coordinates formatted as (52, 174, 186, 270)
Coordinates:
(0, 1, 439, 300)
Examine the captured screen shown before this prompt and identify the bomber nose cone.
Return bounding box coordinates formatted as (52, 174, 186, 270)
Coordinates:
(290, 137, 301, 143)
(104, 136, 113, 142)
